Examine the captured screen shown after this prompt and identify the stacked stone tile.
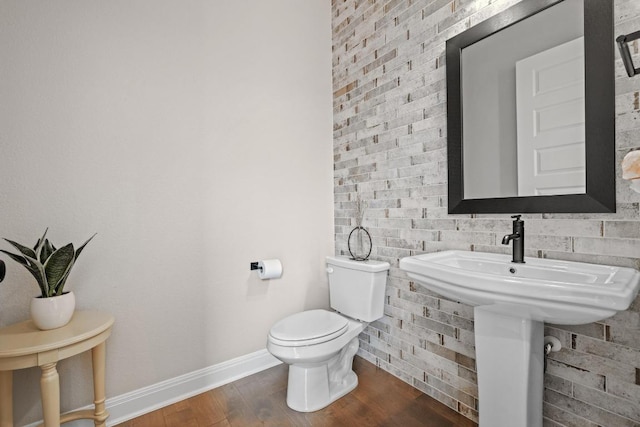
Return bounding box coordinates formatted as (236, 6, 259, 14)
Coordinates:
(332, 0, 640, 424)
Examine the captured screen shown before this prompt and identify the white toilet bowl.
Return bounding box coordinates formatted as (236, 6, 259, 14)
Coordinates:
(267, 256, 389, 412)
(267, 309, 365, 412)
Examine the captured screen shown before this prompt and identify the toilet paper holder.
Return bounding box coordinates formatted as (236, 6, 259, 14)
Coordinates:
(250, 259, 283, 279)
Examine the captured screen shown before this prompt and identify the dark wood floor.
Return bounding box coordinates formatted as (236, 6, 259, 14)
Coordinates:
(117, 356, 477, 427)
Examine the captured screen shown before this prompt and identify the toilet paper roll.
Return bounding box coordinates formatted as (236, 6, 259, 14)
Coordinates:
(258, 259, 283, 279)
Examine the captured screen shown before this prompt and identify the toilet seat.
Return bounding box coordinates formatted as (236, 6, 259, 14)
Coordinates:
(268, 309, 348, 347)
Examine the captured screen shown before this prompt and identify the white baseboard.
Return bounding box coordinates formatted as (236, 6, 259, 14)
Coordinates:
(24, 349, 281, 427)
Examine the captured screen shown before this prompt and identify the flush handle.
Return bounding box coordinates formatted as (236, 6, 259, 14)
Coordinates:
(326, 267, 334, 274)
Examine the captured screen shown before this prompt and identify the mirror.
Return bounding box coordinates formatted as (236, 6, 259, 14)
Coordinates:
(446, 0, 615, 214)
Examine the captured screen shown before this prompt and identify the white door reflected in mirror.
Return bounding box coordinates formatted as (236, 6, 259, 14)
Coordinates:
(515, 37, 585, 196)
(461, 0, 585, 200)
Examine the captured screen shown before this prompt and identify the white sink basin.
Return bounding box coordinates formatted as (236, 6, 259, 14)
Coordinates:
(399, 250, 640, 325)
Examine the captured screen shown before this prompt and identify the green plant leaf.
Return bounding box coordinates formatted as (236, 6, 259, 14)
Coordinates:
(39, 239, 54, 264)
(4, 239, 37, 259)
(23, 262, 48, 297)
(44, 244, 74, 297)
(1, 245, 43, 270)
(74, 233, 96, 261)
(0, 250, 48, 297)
(53, 259, 75, 296)
(32, 228, 48, 253)
(50, 233, 97, 296)
(0, 249, 29, 267)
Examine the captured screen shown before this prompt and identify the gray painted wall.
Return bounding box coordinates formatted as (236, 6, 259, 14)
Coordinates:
(0, 1, 334, 424)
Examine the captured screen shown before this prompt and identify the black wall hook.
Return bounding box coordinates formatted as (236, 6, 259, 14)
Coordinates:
(616, 30, 640, 77)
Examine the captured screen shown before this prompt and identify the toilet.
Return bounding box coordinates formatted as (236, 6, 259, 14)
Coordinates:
(267, 255, 390, 412)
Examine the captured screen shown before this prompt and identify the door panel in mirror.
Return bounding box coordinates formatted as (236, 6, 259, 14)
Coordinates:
(515, 37, 586, 197)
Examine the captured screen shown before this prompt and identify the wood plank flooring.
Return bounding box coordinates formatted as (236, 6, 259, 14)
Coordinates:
(116, 356, 477, 427)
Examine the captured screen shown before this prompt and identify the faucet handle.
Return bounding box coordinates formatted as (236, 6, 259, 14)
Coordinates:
(511, 214, 522, 222)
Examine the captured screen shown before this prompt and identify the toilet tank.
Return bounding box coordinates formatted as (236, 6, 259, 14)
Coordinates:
(326, 256, 390, 322)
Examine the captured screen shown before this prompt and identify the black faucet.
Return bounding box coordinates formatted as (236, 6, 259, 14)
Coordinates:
(502, 215, 525, 263)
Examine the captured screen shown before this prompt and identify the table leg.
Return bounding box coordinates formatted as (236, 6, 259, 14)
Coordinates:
(0, 370, 12, 427)
(40, 363, 60, 427)
(91, 342, 108, 427)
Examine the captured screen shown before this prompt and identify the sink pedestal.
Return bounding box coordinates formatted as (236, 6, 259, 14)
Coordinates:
(475, 306, 544, 427)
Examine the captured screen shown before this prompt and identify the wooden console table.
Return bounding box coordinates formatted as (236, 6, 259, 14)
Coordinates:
(0, 311, 114, 427)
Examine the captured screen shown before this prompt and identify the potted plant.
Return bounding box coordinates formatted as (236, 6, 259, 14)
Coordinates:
(0, 229, 95, 330)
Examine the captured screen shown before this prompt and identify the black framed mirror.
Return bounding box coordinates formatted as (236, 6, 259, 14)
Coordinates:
(446, 0, 615, 214)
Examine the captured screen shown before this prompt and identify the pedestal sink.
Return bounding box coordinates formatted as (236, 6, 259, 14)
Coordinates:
(399, 250, 640, 427)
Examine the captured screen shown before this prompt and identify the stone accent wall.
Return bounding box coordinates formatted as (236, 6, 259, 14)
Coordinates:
(332, 0, 640, 425)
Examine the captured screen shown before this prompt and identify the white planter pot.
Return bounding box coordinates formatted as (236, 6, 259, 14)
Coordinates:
(30, 291, 76, 330)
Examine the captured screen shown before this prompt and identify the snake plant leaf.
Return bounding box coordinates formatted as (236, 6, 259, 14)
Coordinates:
(53, 259, 75, 296)
(74, 233, 96, 260)
(49, 233, 98, 295)
(23, 262, 48, 298)
(4, 239, 37, 259)
(53, 258, 76, 296)
(0, 250, 48, 297)
(39, 239, 55, 264)
(44, 244, 74, 297)
(0, 250, 28, 267)
(32, 228, 48, 253)
(1, 245, 41, 270)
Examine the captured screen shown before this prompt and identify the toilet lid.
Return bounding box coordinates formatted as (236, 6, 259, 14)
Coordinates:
(269, 309, 349, 347)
